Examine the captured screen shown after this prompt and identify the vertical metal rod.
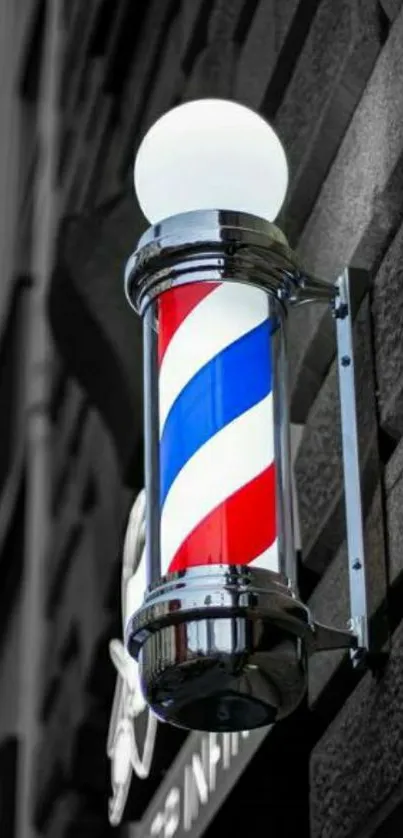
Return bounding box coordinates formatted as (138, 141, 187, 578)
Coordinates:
(143, 306, 161, 588)
(335, 268, 369, 658)
(272, 302, 297, 589)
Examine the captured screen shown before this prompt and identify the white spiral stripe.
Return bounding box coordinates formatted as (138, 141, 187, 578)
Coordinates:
(160, 393, 275, 573)
(249, 540, 279, 572)
(159, 283, 269, 433)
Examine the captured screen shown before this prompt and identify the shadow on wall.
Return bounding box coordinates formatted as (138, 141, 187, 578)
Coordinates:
(47, 195, 147, 485)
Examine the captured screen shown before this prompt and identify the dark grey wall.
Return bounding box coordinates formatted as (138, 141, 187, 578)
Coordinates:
(12, 0, 403, 836)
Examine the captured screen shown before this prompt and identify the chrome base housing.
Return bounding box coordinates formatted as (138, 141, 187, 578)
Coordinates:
(126, 566, 314, 732)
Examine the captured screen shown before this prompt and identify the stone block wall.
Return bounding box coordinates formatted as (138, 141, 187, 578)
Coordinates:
(33, 368, 132, 836)
(17, 0, 403, 835)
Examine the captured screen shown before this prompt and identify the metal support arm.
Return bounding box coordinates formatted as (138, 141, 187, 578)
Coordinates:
(333, 268, 386, 667)
(293, 266, 388, 668)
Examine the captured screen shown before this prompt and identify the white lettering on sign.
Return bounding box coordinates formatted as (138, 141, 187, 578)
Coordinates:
(149, 788, 181, 838)
(148, 730, 250, 838)
(107, 491, 158, 826)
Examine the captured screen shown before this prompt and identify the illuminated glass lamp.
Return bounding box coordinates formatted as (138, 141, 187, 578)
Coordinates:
(123, 99, 384, 733)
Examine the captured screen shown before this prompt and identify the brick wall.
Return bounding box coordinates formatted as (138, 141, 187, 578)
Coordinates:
(28, 0, 403, 835)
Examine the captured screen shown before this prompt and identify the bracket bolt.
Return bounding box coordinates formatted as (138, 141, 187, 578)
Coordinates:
(341, 355, 351, 367)
(352, 559, 362, 570)
(333, 301, 349, 319)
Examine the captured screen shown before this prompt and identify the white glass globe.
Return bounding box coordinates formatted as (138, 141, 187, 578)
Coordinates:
(134, 98, 288, 225)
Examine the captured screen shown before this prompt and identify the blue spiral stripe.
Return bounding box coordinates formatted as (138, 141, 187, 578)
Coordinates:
(159, 319, 272, 508)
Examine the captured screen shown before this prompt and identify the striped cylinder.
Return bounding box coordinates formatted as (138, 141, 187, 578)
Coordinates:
(156, 280, 279, 577)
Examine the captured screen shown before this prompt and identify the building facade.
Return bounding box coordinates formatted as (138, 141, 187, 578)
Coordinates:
(1, 0, 403, 836)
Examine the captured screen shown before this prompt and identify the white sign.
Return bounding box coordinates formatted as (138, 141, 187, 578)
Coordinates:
(107, 491, 158, 826)
(147, 730, 251, 838)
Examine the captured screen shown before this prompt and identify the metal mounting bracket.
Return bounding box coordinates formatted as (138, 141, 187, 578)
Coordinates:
(333, 268, 380, 668)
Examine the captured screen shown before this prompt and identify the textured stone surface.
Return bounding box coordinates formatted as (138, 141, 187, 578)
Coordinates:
(51, 403, 104, 543)
(117, 0, 182, 175)
(310, 616, 403, 838)
(85, 410, 133, 607)
(182, 0, 245, 101)
(235, 0, 299, 108)
(43, 793, 107, 838)
(34, 659, 84, 829)
(288, 303, 335, 425)
(297, 7, 403, 278)
(308, 482, 386, 706)
(309, 441, 403, 732)
(288, 6, 403, 421)
(48, 195, 146, 478)
(295, 295, 379, 572)
(380, 0, 403, 21)
(70, 701, 111, 797)
(207, 0, 247, 39)
(69, 528, 110, 677)
(141, 12, 183, 131)
(46, 420, 123, 687)
(183, 38, 238, 99)
(49, 530, 96, 680)
(47, 410, 103, 615)
(372, 220, 403, 439)
(277, 0, 381, 242)
(180, 0, 207, 54)
(51, 380, 86, 497)
(43, 794, 79, 838)
(384, 439, 403, 585)
(46, 477, 82, 616)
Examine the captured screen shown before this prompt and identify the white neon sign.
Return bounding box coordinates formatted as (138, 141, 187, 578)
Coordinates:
(107, 490, 158, 826)
(147, 730, 251, 838)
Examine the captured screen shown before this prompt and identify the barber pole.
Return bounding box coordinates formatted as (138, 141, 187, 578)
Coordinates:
(122, 99, 375, 735)
(124, 206, 305, 733)
(158, 281, 278, 576)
